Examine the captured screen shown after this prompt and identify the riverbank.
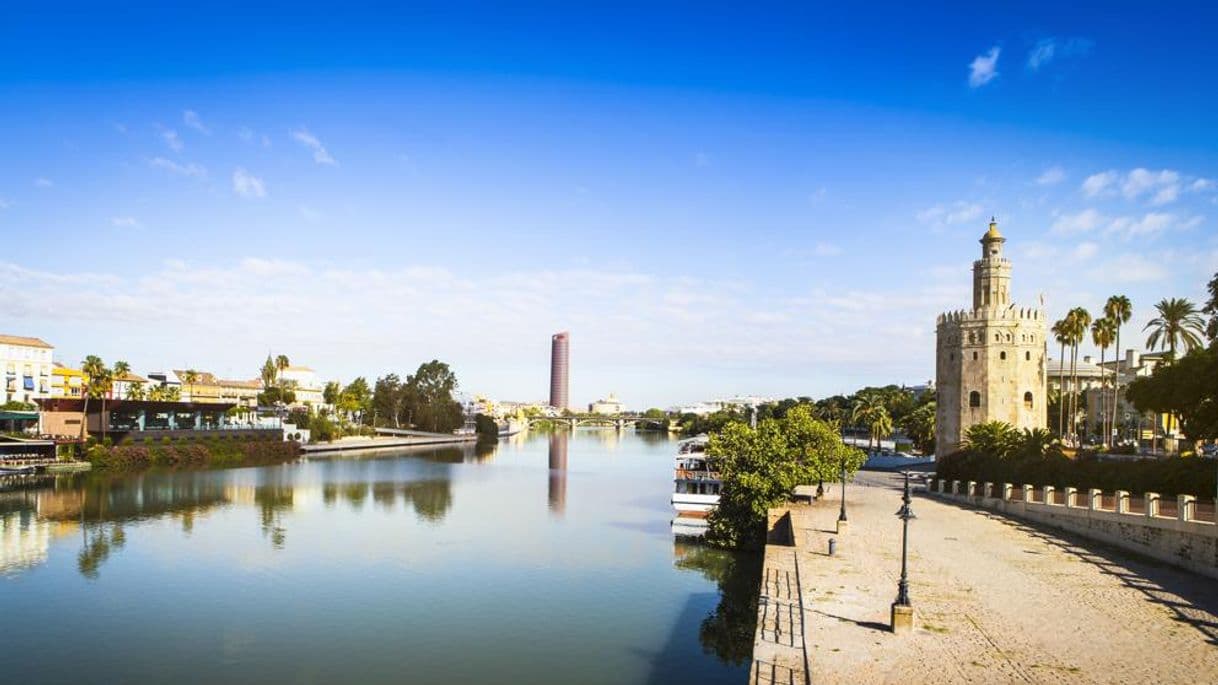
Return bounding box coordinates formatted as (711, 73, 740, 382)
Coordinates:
(751, 473, 1218, 684)
(301, 433, 477, 454)
(84, 438, 300, 469)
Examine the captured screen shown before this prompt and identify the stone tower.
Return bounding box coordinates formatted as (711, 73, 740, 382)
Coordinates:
(935, 219, 1046, 456)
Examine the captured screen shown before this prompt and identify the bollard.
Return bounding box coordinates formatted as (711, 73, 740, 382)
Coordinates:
(828, 538, 837, 556)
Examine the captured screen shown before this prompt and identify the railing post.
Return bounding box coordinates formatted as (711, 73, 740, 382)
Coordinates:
(1064, 487, 1078, 508)
(967, 481, 977, 497)
(982, 482, 994, 499)
(1144, 492, 1161, 518)
(952, 480, 962, 495)
(1088, 488, 1103, 511)
(1021, 484, 1034, 503)
(1115, 490, 1130, 514)
(1042, 485, 1055, 505)
(1178, 495, 1196, 522)
(1002, 483, 1013, 501)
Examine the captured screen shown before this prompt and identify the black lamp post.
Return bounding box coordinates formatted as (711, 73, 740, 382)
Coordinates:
(894, 470, 916, 607)
(838, 460, 848, 523)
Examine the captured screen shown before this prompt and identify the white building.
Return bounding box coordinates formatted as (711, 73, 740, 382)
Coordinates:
(588, 393, 625, 415)
(0, 334, 54, 405)
(279, 366, 325, 406)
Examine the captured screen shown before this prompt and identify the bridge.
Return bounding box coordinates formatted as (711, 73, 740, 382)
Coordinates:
(524, 414, 667, 430)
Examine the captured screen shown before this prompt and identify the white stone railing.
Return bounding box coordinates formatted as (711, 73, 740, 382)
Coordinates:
(929, 479, 1218, 580)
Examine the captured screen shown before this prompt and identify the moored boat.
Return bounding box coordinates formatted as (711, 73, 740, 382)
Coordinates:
(670, 436, 721, 514)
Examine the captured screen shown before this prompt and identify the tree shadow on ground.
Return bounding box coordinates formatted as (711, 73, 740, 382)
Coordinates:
(964, 507, 1218, 646)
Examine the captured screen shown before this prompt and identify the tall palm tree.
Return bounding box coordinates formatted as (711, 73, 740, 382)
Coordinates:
(275, 355, 290, 386)
(79, 355, 106, 443)
(1104, 295, 1132, 442)
(94, 369, 113, 443)
(1051, 319, 1070, 437)
(1090, 317, 1115, 445)
(1144, 297, 1206, 361)
(182, 369, 200, 403)
(851, 393, 887, 452)
(112, 360, 131, 399)
(1067, 307, 1091, 441)
(126, 382, 145, 401)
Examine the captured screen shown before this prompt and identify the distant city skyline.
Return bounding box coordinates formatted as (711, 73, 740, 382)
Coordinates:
(2, 4, 1216, 408)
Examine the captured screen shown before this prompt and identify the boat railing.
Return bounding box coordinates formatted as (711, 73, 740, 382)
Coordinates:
(675, 468, 721, 481)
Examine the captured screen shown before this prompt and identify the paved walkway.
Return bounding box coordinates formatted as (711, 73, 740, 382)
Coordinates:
(762, 472, 1218, 684)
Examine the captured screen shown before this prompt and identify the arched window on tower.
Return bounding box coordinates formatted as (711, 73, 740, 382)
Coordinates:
(1000, 351, 1007, 360)
(969, 391, 981, 408)
(1026, 351, 1031, 361)
(1024, 392, 1034, 410)
(972, 351, 978, 361)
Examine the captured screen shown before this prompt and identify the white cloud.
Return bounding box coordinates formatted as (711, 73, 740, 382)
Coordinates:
(232, 168, 266, 198)
(161, 128, 183, 152)
(1122, 168, 1180, 203)
(1026, 37, 1093, 72)
(291, 127, 336, 165)
(1027, 39, 1056, 71)
(1081, 170, 1117, 197)
(813, 242, 843, 257)
(1051, 208, 1105, 233)
(1035, 166, 1066, 185)
(968, 46, 1001, 88)
(111, 216, 141, 229)
(1190, 178, 1215, 192)
(1107, 212, 1175, 238)
(183, 110, 211, 134)
(1072, 242, 1098, 260)
(917, 201, 985, 226)
(1087, 254, 1167, 284)
(149, 157, 207, 178)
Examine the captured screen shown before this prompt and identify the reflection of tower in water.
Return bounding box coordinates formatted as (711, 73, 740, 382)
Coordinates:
(547, 432, 568, 516)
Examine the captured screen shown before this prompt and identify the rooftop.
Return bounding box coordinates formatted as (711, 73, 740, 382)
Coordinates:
(0, 334, 53, 349)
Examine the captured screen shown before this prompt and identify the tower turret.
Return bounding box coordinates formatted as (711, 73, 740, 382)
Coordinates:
(973, 217, 1011, 309)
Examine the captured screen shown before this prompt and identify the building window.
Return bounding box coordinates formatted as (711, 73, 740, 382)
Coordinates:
(972, 351, 978, 360)
(949, 352, 954, 361)
(1024, 392, 1034, 409)
(1000, 351, 1007, 360)
(969, 391, 981, 408)
(1026, 351, 1031, 361)
(968, 333, 975, 344)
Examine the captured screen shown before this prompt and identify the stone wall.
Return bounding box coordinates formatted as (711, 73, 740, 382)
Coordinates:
(929, 479, 1218, 580)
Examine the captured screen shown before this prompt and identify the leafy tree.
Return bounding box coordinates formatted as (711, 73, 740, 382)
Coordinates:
(706, 406, 862, 550)
(1066, 307, 1091, 440)
(323, 380, 341, 407)
(1204, 271, 1218, 342)
(962, 421, 1019, 459)
(339, 377, 372, 424)
(80, 355, 106, 442)
(260, 355, 278, 390)
(371, 374, 403, 427)
(126, 382, 145, 401)
(1091, 317, 1116, 444)
(850, 392, 890, 451)
(1104, 295, 1133, 440)
(1126, 345, 1218, 442)
(900, 401, 936, 454)
(181, 369, 199, 403)
(1144, 297, 1206, 360)
(164, 386, 181, 402)
(1051, 318, 1070, 437)
(404, 360, 463, 433)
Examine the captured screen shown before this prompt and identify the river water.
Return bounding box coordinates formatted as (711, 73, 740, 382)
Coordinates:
(0, 430, 758, 684)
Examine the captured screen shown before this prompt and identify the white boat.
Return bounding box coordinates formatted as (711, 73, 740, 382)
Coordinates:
(670, 436, 722, 514)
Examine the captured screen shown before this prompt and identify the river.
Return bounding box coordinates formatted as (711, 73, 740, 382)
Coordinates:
(0, 430, 758, 684)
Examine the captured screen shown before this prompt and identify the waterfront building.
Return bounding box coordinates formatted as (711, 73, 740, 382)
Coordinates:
(588, 393, 625, 415)
(549, 331, 570, 410)
(50, 363, 85, 398)
(146, 370, 183, 395)
(277, 365, 325, 406)
(935, 220, 1047, 456)
(111, 371, 150, 400)
(0, 334, 54, 405)
(168, 370, 263, 406)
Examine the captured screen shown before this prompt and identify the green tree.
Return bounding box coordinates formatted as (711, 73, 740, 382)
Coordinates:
(962, 421, 1019, 459)
(1126, 345, 1218, 443)
(371, 374, 402, 427)
(1144, 297, 1206, 361)
(260, 355, 278, 390)
(1066, 307, 1091, 440)
(339, 377, 372, 425)
(900, 401, 936, 454)
(1090, 317, 1116, 444)
(1203, 271, 1218, 342)
(79, 355, 106, 442)
(850, 392, 889, 451)
(1104, 295, 1133, 444)
(705, 406, 862, 550)
(404, 360, 463, 433)
(126, 381, 145, 401)
(1051, 318, 1070, 437)
(181, 369, 199, 403)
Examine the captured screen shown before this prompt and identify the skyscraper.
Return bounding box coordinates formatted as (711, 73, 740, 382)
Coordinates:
(549, 331, 569, 410)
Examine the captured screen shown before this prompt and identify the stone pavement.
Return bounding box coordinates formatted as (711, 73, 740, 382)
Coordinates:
(751, 472, 1218, 684)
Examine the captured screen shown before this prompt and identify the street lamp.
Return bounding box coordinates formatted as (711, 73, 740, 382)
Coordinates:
(891, 470, 916, 633)
(837, 460, 848, 532)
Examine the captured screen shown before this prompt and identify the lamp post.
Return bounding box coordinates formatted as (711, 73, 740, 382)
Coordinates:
(836, 460, 848, 532)
(891, 470, 916, 633)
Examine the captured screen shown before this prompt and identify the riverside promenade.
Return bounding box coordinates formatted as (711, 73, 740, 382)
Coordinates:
(750, 472, 1218, 684)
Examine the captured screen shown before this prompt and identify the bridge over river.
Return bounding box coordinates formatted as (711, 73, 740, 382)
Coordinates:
(523, 414, 668, 430)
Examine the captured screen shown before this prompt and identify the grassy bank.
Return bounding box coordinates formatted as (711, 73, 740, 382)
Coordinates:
(85, 438, 301, 470)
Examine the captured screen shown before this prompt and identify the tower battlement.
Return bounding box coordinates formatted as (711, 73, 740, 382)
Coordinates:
(936, 307, 1044, 325)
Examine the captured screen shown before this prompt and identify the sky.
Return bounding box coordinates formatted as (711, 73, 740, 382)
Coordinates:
(1, 2, 1216, 408)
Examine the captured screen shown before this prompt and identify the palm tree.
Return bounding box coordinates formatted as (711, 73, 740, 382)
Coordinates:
(94, 368, 113, 443)
(850, 393, 887, 452)
(1051, 319, 1070, 437)
(1104, 295, 1132, 442)
(79, 355, 106, 443)
(1144, 297, 1206, 361)
(126, 382, 145, 401)
(182, 369, 199, 403)
(1090, 317, 1116, 445)
(1066, 307, 1091, 442)
(164, 386, 181, 402)
(275, 355, 290, 387)
(112, 360, 131, 399)
(868, 407, 894, 453)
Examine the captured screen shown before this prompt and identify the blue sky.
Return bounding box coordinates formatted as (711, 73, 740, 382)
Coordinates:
(2, 2, 1216, 408)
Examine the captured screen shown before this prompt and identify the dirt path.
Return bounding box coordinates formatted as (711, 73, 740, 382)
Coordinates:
(794, 472, 1218, 684)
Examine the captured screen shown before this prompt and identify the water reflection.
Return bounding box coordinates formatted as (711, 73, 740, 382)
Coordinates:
(548, 432, 568, 516)
(672, 540, 763, 666)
